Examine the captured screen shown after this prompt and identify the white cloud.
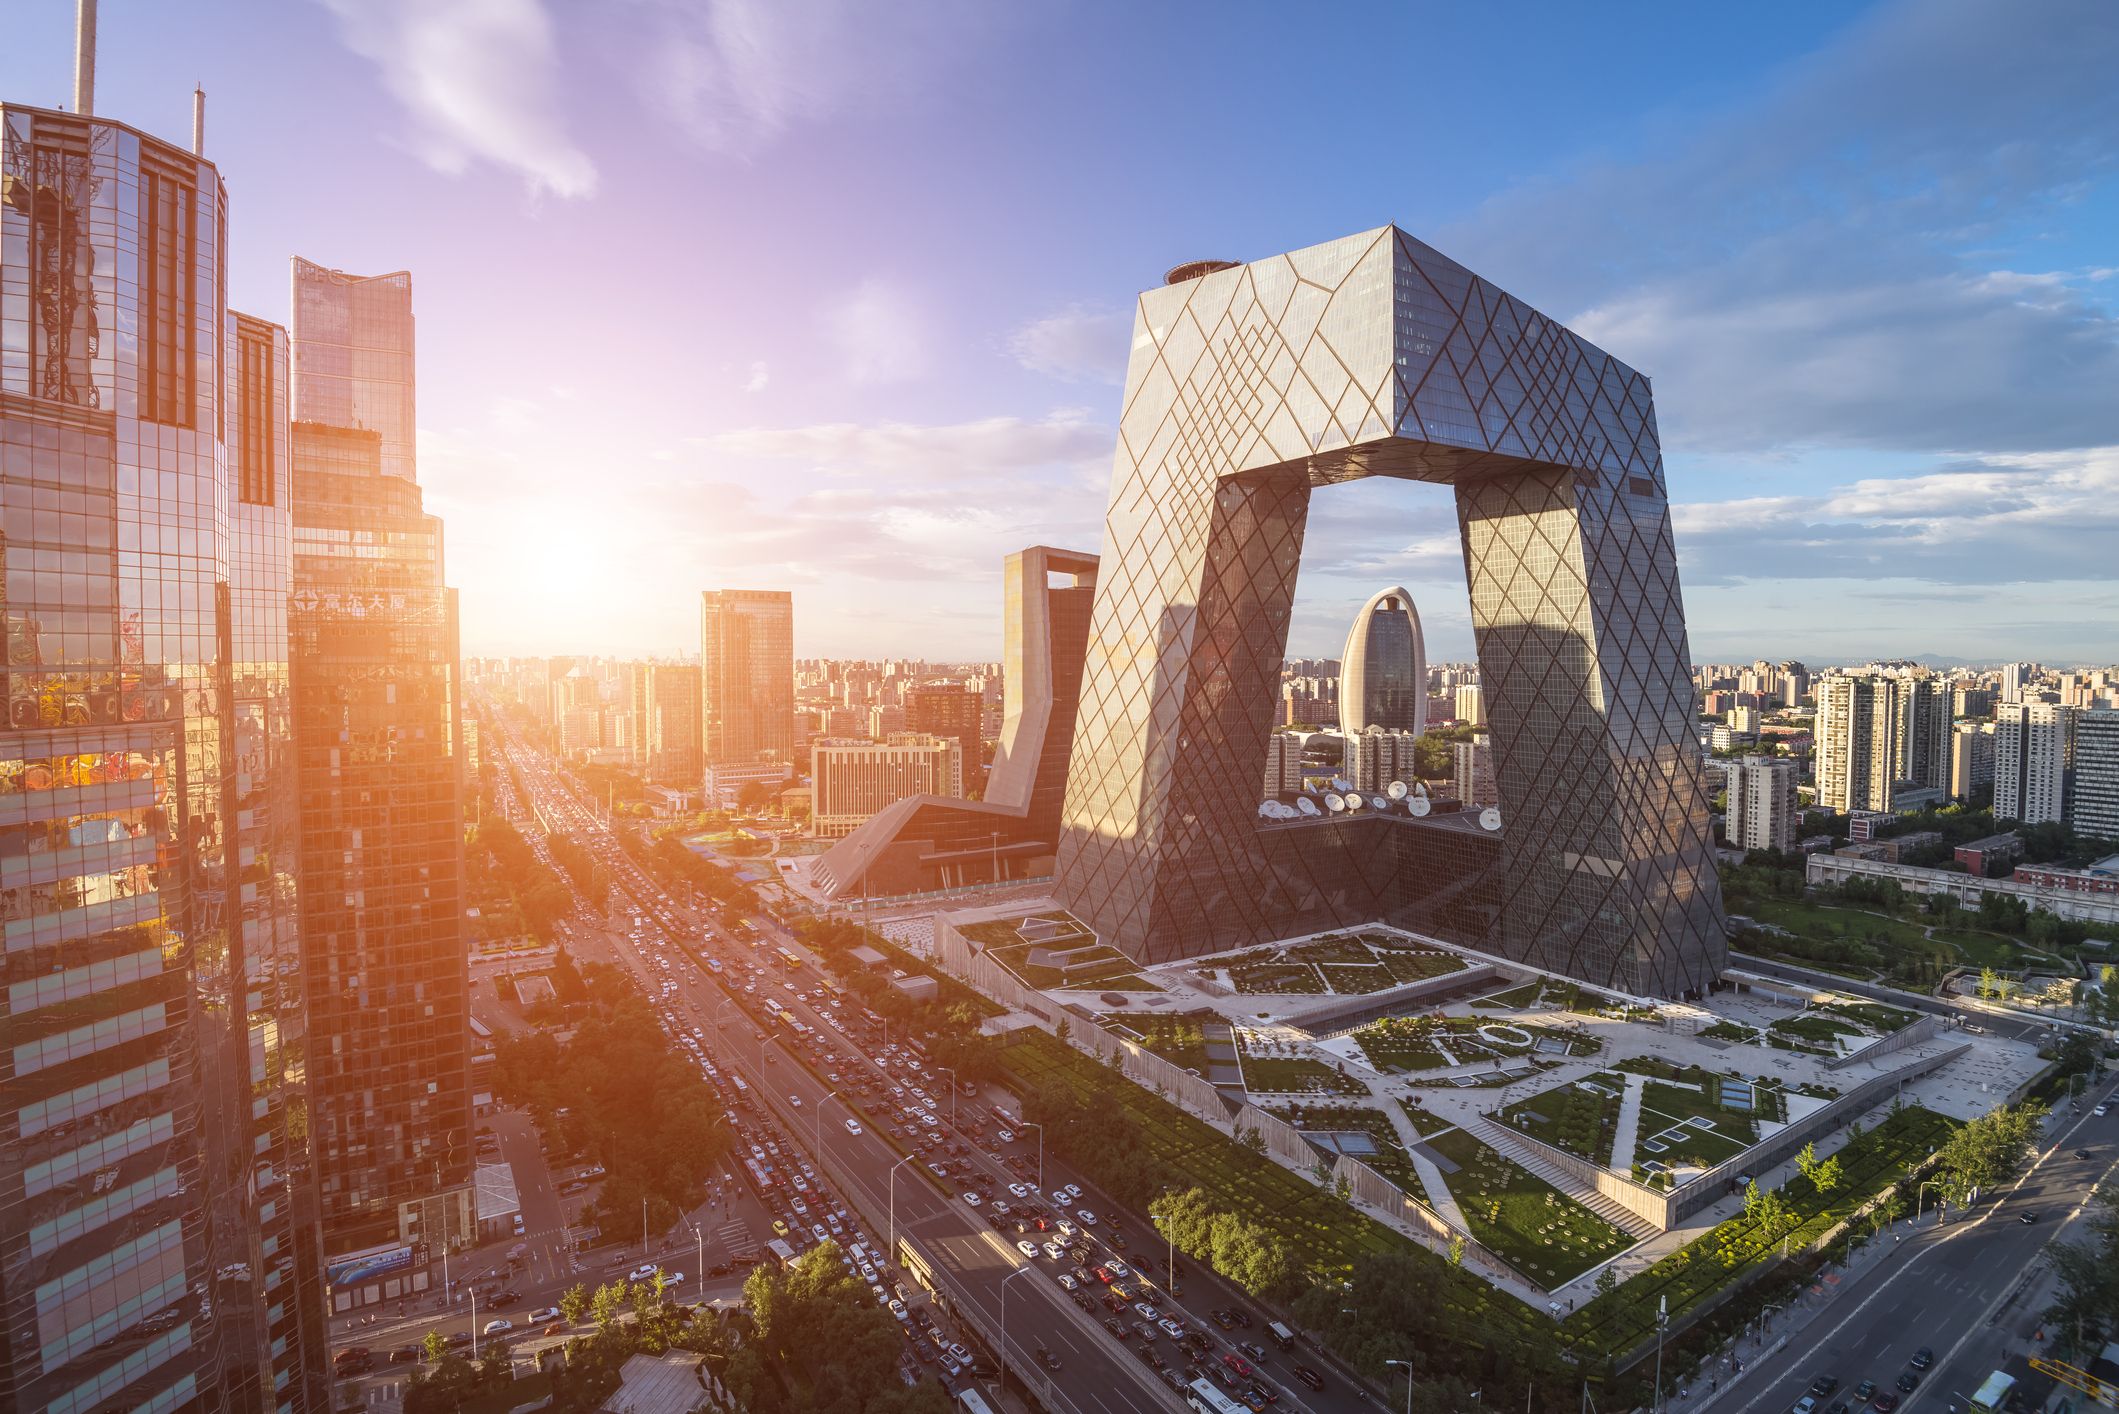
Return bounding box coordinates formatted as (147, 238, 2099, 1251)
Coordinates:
(1007, 306, 1131, 384)
(741, 360, 770, 394)
(822, 279, 931, 385)
(707, 409, 1109, 481)
(628, 0, 995, 157)
(322, 0, 596, 198)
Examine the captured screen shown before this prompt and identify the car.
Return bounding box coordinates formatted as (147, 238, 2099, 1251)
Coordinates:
(1056, 1219, 1076, 1237)
(1077, 1208, 1098, 1226)
(845, 1119, 863, 1135)
(1240, 1341, 1268, 1361)
(788, 1095, 802, 1107)
(1870, 1395, 1900, 1413)
(1294, 1365, 1326, 1391)
(2021, 1210, 2039, 1223)
(1810, 1375, 1839, 1397)
(1008, 1182, 1029, 1199)
(998, 1128, 1015, 1142)
(1036, 1345, 1063, 1372)
(628, 1264, 658, 1282)
(1095, 1266, 1114, 1284)
(527, 1307, 561, 1324)
(1017, 1240, 1040, 1259)
(482, 1319, 513, 1335)
(2078, 1148, 2094, 1159)
(772, 1219, 789, 1236)
(489, 1289, 521, 1307)
(2097, 1103, 2110, 1116)
(1790, 1401, 1817, 1414)
(1062, 1183, 1083, 1200)
(1895, 1371, 1920, 1394)
(1058, 1273, 1078, 1290)
(1043, 1241, 1067, 1261)
(1909, 1348, 1934, 1371)
(1107, 1259, 1131, 1278)
(1105, 1317, 1127, 1337)
(961, 1192, 981, 1206)
(1161, 1319, 1189, 1340)
(1136, 1302, 1162, 1322)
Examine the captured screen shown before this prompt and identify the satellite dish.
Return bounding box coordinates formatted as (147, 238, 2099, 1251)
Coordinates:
(1257, 801, 1278, 819)
(1370, 796, 1388, 812)
(1344, 794, 1363, 811)
(1297, 797, 1321, 817)
(1387, 780, 1408, 801)
(1326, 794, 1346, 812)
(1479, 807, 1502, 831)
(1410, 796, 1432, 817)
(1413, 781, 1430, 798)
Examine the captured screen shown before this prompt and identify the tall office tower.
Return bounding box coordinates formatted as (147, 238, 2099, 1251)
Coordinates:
(1345, 726, 1418, 792)
(289, 265, 472, 1308)
(1725, 755, 1799, 853)
(1338, 587, 1427, 735)
(1453, 735, 1497, 807)
(1814, 676, 1898, 813)
(908, 682, 986, 795)
(1993, 702, 2075, 825)
(0, 97, 324, 1414)
(2067, 710, 2119, 841)
(1952, 686, 1994, 719)
(290, 258, 415, 480)
(1263, 731, 1304, 796)
(699, 590, 794, 801)
(624, 661, 652, 770)
(646, 663, 703, 784)
(1453, 682, 1484, 727)
(1897, 678, 1952, 795)
(1779, 661, 1809, 707)
(1950, 720, 1996, 802)
(2000, 662, 2030, 704)
(1054, 229, 1726, 995)
(810, 733, 963, 838)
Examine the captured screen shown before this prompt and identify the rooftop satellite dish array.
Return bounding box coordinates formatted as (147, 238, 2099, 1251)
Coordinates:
(1257, 777, 1486, 826)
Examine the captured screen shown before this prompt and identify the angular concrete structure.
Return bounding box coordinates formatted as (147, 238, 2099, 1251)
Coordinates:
(1053, 227, 1726, 997)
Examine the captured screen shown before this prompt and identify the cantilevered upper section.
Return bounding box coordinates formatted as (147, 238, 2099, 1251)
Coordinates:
(1128, 224, 1661, 492)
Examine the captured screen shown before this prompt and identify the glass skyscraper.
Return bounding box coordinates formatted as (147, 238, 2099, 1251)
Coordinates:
(1, 101, 323, 1414)
(1054, 227, 1726, 997)
(1338, 585, 1426, 736)
(699, 589, 794, 797)
(288, 266, 472, 1303)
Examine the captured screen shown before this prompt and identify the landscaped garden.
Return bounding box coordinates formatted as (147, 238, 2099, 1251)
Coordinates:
(1237, 1038, 1371, 1096)
(961, 915, 1160, 991)
(1423, 1127, 1634, 1285)
(1352, 1014, 1601, 1074)
(1560, 1105, 1957, 1357)
(1470, 980, 1543, 1010)
(1632, 1079, 1763, 1171)
(1766, 1009, 1871, 1056)
(1102, 1014, 1211, 1073)
(1217, 930, 1468, 996)
(1265, 1100, 1424, 1193)
(1497, 1072, 1627, 1165)
(1394, 1097, 1459, 1136)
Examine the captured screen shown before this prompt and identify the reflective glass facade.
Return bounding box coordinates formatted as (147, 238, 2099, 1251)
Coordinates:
(1339, 586, 1425, 735)
(288, 261, 414, 482)
(699, 590, 793, 784)
(1, 103, 321, 1414)
(1055, 227, 1726, 996)
(289, 266, 472, 1278)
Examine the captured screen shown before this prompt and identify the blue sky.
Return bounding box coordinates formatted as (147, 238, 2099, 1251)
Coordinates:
(6, 0, 2115, 664)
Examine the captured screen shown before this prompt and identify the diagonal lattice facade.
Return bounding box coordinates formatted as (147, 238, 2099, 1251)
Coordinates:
(1053, 226, 1726, 997)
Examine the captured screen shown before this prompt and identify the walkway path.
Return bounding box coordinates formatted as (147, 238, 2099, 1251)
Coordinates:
(1609, 1074, 1646, 1172)
(1405, 1147, 1472, 1232)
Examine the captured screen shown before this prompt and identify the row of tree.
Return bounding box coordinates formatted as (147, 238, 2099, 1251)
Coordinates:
(465, 816, 572, 940)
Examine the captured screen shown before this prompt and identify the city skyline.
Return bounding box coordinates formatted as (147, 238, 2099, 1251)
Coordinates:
(1, 1, 2113, 662)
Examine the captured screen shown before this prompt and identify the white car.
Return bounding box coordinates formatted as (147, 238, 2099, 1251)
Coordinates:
(1158, 1318, 1187, 1340)
(662, 1271, 686, 1287)
(1056, 1219, 1076, 1237)
(961, 1192, 982, 1207)
(1007, 1183, 1029, 1199)
(1041, 1241, 1066, 1261)
(788, 1095, 803, 1108)
(483, 1319, 513, 1335)
(844, 1118, 863, 1135)
(628, 1264, 658, 1282)
(1106, 1259, 1130, 1278)
(997, 1129, 1015, 1143)
(889, 1299, 909, 1321)
(1077, 1209, 1098, 1227)
(1016, 1240, 1039, 1259)
(1134, 1302, 1160, 1322)
(860, 1264, 879, 1285)
(1058, 1274, 1078, 1291)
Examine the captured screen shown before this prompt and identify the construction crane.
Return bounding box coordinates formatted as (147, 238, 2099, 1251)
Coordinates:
(2028, 1355, 2117, 1408)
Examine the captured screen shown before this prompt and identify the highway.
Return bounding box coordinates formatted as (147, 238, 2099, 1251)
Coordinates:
(1706, 1091, 2115, 1414)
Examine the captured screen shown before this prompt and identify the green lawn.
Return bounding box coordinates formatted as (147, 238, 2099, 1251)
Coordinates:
(1633, 1080, 1761, 1169)
(1317, 963, 1396, 994)
(1240, 1053, 1371, 1096)
(1106, 1015, 1210, 1072)
(999, 1035, 1411, 1281)
(1767, 1011, 1867, 1054)
(1267, 1101, 1424, 1193)
(1498, 1073, 1625, 1165)
(1471, 981, 1543, 1010)
(1424, 1128, 1634, 1286)
(1395, 1097, 1458, 1136)
(1229, 962, 1326, 994)
(1220, 933, 1467, 995)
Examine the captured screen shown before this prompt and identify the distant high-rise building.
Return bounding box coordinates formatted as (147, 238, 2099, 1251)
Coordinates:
(909, 682, 985, 795)
(290, 261, 473, 1298)
(1339, 587, 1427, 736)
(1725, 755, 1800, 853)
(2069, 710, 2119, 842)
(647, 663, 703, 784)
(1950, 720, 1996, 802)
(2000, 662, 2031, 704)
(1453, 735, 1497, 807)
(1346, 726, 1419, 793)
(0, 99, 327, 1413)
(1897, 678, 1952, 795)
(1453, 682, 1485, 727)
(1814, 675, 1898, 813)
(700, 590, 795, 799)
(1952, 686, 1994, 719)
(811, 733, 963, 838)
(1263, 731, 1304, 796)
(1994, 702, 2075, 825)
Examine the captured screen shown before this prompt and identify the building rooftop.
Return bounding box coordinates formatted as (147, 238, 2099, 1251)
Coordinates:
(599, 1350, 711, 1414)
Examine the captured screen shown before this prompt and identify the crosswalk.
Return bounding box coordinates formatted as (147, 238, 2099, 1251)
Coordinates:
(717, 1217, 760, 1260)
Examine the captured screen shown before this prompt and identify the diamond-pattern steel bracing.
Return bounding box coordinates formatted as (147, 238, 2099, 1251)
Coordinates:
(1054, 225, 1727, 998)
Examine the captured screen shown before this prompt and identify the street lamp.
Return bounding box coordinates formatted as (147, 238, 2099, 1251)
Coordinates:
(1385, 1358, 1415, 1414)
(815, 1089, 840, 1155)
(937, 1065, 958, 1130)
(1147, 1209, 1176, 1293)
(1018, 1121, 1045, 1191)
(1653, 1293, 1668, 1414)
(888, 1155, 917, 1255)
(999, 1266, 1035, 1376)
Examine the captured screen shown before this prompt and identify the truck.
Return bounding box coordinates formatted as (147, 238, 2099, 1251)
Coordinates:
(764, 1238, 799, 1270)
(1265, 1320, 1295, 1350)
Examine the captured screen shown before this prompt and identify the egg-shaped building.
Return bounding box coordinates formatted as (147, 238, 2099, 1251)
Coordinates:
(1339, 586, 1427, 736)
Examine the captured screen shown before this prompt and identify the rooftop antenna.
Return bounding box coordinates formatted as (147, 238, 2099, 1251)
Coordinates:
(73, 0, 98, 116)
(192, 85, 205, 155)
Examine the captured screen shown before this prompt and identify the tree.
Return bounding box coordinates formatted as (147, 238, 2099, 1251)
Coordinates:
(1448, 1235, 1466, 1267)
(1977, 966, 1999, 1000)
(1794, 1142, 1821, 1187)
(1812, 1155, 1843, 1197)
(1594, 1263, 1619, 1298)
(559, 1282, 590, 1325)
(1934, 1100, 2049, 1206)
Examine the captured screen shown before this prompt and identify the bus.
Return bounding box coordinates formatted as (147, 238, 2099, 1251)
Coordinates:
(775, 946, 802, 970)
(1185, 1378, 1248, 1414)
(955, 1389, 998, 1414)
